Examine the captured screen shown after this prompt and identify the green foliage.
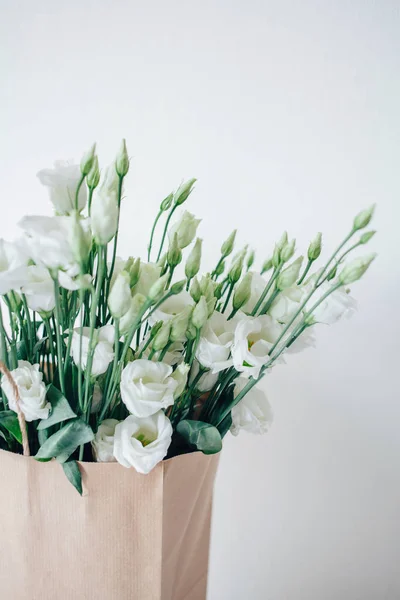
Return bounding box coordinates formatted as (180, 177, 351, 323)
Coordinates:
(176, 420, 222, 455)
(37, 385, 76, 430)
(35, 419, 94, 463)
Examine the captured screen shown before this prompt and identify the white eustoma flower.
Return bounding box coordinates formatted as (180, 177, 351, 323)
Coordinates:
(148, 290, 193, 327)
(311, 284, 357, 324)
(37, 161, 87, 214)
(119, 293, 147, 335)
(231, 314, 283, 378)
(195, 311, 235, 373)
(1, 360, 50, 422)
(269, 285, 305, 324)
(92, 419, 119, 462)
(120, 359, 178, 418)
(231, 378, 273, 436)
(0, 239, 29, 295)
(113, 412, 173, 474)
(91, 188, 119, 245)
(70, 325, 115, 376)
(134, 262, 161, 298)
(169, 211, 201, 249)
(285, 326, 316, 354)
(21, 265, 55, 314)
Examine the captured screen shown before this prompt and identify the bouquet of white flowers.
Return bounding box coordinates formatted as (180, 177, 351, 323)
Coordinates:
(0, 140, 376, 495)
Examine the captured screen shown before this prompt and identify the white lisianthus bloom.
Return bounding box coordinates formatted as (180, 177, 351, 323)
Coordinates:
(231, 314, 283, 378)
(231, 378, 273, 436)
(113, 412, 173, 474)
(1, 361, 50, 422)
(171, 363, 190, 399)
(92, 419, 119, 462)
(189, 360, 219, 393)
(21, 265, 55, 314)
(195, 311, 235, 374)
(108, 271, 132, 318)
(133, 262, 161, 298)
(0, 239, 29, 295)
(148, 290, 194, 328)
(285, 326, 316, 354)
(37, 161, 87, 214)
(242, 272, 268, 314)
(169, 211, 201, 249)
(311, 284, 357, 324)
(120, 359, 178, 418)
(119, 293, 147, 335)
(269, 285, 305, 324)
(70, 325, 115, 376)
(91, 188, 119, 245)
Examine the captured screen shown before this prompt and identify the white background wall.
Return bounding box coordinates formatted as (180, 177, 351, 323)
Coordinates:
(1, 1, 399, 598)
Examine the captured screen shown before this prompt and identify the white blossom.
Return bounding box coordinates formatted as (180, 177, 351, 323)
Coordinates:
(1, 361, 50, 422)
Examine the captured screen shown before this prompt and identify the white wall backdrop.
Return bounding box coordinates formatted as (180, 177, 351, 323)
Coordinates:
(1, 1, 399, 598)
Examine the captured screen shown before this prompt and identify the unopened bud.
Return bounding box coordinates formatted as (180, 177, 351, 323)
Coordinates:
(191, 296, 208, 329)
(221, 229, 237, 257)
(215, 259, 225, 277)
(276, 256, 303, 290)
(149, 321, 163, 339)
(167, 233, 182, 268)
(338, 253, 376, 285)
(353, 204, 375, 231)
(108, 271, 132, 318)
(272, 244, 281, 268)
(246, 249, 255, 271)
(148, 273, 168, 301)
(156, 253, 167, 271)
(185, 238, 202, 279)
(261, 257, 273, 275)
(115, 139, 130, 177)
(308, 232, 322, 262)
(214, 282, 223, 299)
(326, 265, 337, 281)
(281, 239, 296, 263)
(87, 155, 100, 190)
(169, 211, 201, 249)
(69, 214, 90, 267)
(174, 178, 196, 206)
(277, 231, 288, 251)
(170, 279, 186, 295)
(160, 193, 174, 212)
(152, 322, 171, 352)
(233, 272, 253, 311)
(359, 230, 376, 244)
(228, 251, 245, 284)
(170, 306, 192, 342)
(190, 277, 201, 302)
(128, 257, 141, 288)
(80, 143, 96, 176)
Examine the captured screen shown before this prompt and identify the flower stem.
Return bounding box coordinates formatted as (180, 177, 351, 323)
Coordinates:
(251, 266, 281, 316)
(107, 175, 124, 289)
(221, 284, 234, 313)
(315, 229, 356, 286)
(52, 278, 66, 396)
(147, 209, 163, 262)
(156, 204, 178, 262)
(75, 174, 86, 211)
(297, 259, 313, 285)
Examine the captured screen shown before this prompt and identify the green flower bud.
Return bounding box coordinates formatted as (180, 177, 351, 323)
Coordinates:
(214, 282, 224, 299)
(170, 279, 186, 295)
(360, 230, 376, 244)
(167, 233, 182, 268)
(228, 251, 245, 284)
(190, 277, 201, 302)
(87, 155, 100, 190)
(160, 193, 174, 212)
(338, 253, 376, 285)
(171, 363, 190, 399)
(169, 211, 201, 249)
(69, 213, 91, 267)
(185, 238, 202, 280)
(308, 232, 322, 262)
(272, 244, 281, 268)
(152, 322, 171, 352)
(115, 139, 130, 177)
(148, 273, 169, 301)
(174, 178, 197, 206)
(233, 272, 253, 311)
(215, 259, 225, 277)
(108, 271, 132, 319)
(170, 306, 192, 342)
(149, 321, 163, 339)
(128, 257, 141, 288)
(246, 249, 255, 271)
(326, 265, 337, 281)
(191, 296, 208, 329)
(261, 257, 273, 275)
(221, 229, 237, 257)
(281, 239, 296, 263)
(276, 256, 303, 290)
(353, 204, 375, 231)
(156, 253, 167, 271)
(277, 231, 288, 251)
(80, 143, 96, 176)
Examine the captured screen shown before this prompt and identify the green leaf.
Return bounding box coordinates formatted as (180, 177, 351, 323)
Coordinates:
(16, 340, 27, 361)
(37, 384, 76, 430)
(176, 420, 222, 455)
(62, 460, 83, 495)
(217, 412, 233, 439)
(35, 418, 94, 463)
(33, 337, 48, 355)
(0, 410, 22, 444)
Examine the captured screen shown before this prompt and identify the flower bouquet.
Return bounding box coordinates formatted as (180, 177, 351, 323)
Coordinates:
(0, 141, 376, 599)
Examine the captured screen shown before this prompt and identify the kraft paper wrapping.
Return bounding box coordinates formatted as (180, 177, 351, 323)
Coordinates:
(0, 449, 219, 600)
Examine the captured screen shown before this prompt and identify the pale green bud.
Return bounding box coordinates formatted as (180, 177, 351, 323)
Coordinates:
(80, 143, 96, 176)
(338, 253, 376, 285)
(174, 178, 197, 206)
(170, 306, 192, 342)
(149, 321, 163, 339)
(171, 363, 190, 399)
(115, 139, 130, 177)
(119, 293, 147, 335)
(228, 251, 245, 284)
(281, 239, 296, 263)
(308, 232, 322, 262)
(277, 231, 288, 251)
(108, 271, 132, 318)
(185, 238, 202, 280)
(167, 233, 182, 268)
(276, 256, 304, 290)
(170, 279, 186, 295)
(214, 282, 223, 299)
(221, 229, 237, 257)
(69, 213, 90, 267)
(326, 265, 337, 281)
(169, 211, 201, 249)
(148, 273, 169, 301)
(128, 257, 141, 288)
(246, 249, 255, 271)
(156, 253, 167, 271)
(353, 204, 375, 231)
(261, 257, 273, 275)
(152, 322, 171, 352)
(272, 244, 281, 268)
(160, 193, 174, 211)
(87, 155, 100, 190)
(191, 296, 208, 329)
(233, 272, 253, 311)
(215, 259, 225, 277)
(360, 230, 376, 244)
(190, 277, 201, 302)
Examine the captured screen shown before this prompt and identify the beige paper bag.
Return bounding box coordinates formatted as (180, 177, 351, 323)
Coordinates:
(0, 449, 219, 600)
